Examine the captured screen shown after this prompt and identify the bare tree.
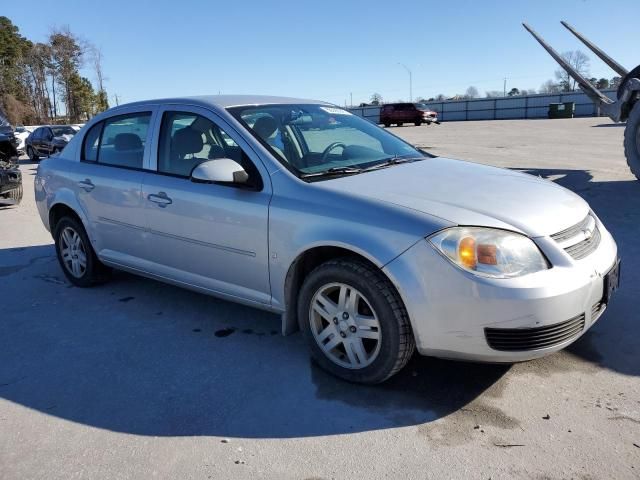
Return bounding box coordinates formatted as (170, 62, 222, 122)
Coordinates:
(369, 92, 383, 105)
(23, 42, 53, 123)
(49, 26, 85, 121)
(88, 43, 108, 112)
(88, 44, 106, 93)
(554, 50, 590, 91)
(434, 93, 446, 101)
(465, 86, 479, 99)
(539, 79, 562, 94)
(485, 90, 504, 98)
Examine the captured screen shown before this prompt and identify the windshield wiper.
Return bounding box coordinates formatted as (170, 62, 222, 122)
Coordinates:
(300, 166, 364, 179)
(363, 156, 425, 172)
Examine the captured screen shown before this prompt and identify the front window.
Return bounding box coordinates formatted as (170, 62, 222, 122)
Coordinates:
(228, 104, 426, 179)
(51, 126, 76, 136)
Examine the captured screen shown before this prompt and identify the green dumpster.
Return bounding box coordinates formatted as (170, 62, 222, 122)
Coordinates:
(548, 102, 575, 119)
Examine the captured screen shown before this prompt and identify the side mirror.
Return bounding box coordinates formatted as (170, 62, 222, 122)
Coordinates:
(191, 158, 249, 185)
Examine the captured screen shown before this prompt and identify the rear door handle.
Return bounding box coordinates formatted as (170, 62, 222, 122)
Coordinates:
(148, 192, 172, 207)
(77, 179, 95, 192)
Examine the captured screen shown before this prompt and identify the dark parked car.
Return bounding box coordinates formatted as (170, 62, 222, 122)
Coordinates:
(26, 125, 76, 160)
(0, 126, 22, 206)
(380, 103, 439, 127)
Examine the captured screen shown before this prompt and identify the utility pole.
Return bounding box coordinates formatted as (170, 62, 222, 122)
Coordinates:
(350, 92, 353, 107)
(398, 63, 413, 102)
(503, 78, 507, 97)
(113, 94, 120, 106)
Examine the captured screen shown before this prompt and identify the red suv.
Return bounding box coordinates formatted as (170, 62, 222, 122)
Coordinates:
(380, 103, 438, 127)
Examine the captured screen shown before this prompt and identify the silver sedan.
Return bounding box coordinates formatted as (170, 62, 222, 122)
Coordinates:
(34, 95, 619, 384)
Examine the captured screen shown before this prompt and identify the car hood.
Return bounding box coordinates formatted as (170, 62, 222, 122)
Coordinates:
(319, 157, 588, 237)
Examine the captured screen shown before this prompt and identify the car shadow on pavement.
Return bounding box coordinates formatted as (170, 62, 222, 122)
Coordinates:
(0, 243, 509, 438)
(516, 167, 640, 377)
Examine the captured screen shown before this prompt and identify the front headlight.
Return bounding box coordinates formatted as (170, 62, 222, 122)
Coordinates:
(428, 227, 549, 278)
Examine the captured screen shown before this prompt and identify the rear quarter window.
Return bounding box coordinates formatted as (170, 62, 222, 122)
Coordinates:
(82, 122, 103, 162)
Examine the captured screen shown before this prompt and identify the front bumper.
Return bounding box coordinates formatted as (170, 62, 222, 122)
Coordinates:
(383, 220, 618, 362)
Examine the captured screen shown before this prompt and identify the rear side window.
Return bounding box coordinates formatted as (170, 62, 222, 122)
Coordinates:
(83, 122, 102, 162)
(98, 112, 151, 169)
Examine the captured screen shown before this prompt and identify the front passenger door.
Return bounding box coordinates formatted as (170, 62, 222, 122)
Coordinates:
(141, 106, 272, 305)
(40, 127, 54, 156)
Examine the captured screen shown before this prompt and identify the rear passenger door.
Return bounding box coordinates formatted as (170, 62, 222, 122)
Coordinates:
(75, 108, 157, 266)
(141, 105, 272, 305)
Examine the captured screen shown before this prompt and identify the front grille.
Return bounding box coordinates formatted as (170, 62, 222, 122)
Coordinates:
(485, 314, 585, 352)
(551, 214, 601, 260)
(591, 300, 605, 321)
(551, 215, 591, 242)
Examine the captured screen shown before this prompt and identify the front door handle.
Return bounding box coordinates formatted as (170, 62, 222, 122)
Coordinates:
(148, 192, 173, 207)
(77, 179, 95, 192)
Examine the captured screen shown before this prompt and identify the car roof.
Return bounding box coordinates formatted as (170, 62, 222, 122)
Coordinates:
(107, 95, 332, 112)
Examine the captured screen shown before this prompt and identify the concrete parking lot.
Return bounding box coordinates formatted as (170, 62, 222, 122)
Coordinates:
(1, 117, 638, 479)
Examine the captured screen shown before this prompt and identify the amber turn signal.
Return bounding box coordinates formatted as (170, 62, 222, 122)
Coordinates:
(458, 237, 477, 269)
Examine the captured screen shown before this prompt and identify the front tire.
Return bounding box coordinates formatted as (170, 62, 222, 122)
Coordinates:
(0, 184, 23, 205)
(624, 101, 640, 180)
(298, 258, 415, 384)
(397, 122, 404, 127)
(27, 146, 38, 161)
(53, 216, 110, 287)
(414, 120, 422, 126)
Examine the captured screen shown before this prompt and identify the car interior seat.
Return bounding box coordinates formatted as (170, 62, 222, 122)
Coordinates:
(252, 116, 286, 161)
(169, 127, 208, 176)
(111, 133, 143, 168)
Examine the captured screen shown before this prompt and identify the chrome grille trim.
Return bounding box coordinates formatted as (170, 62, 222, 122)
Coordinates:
(551, 214, 601, 260)
(564, 226, 601, 260)
(551, 215, 592, 242)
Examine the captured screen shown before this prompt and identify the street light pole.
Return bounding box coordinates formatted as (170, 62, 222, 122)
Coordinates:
(398, 63, 412, 102)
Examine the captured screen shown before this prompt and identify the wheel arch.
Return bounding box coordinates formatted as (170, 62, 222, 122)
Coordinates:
(281, 244, 403, 336)
(48, 199, 91, 241)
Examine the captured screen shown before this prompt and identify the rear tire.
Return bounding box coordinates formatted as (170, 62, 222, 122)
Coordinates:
(624, 101, 640, 181)
(384, 122, 391, 128)
(414, 120, 422, 126)
(298, 258, 415, 384)
(397, 122, 403, 127)
(53, 216, 111, 287)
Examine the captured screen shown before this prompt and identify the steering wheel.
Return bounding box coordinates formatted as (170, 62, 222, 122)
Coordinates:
(320, 142, 347, 162)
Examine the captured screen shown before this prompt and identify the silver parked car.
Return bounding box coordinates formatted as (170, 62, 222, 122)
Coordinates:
(34, 95, 620, 384)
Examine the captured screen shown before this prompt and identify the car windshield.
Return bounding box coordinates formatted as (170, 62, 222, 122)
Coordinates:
(52, 126, 76, 136)
(228, 104, 426, 179)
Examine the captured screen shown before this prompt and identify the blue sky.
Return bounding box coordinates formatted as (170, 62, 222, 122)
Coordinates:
(4, 0, 639, 106)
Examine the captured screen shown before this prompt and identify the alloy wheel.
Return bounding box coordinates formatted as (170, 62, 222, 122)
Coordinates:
(59, 226, 87, 278)
(309, 282, 382, 369)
